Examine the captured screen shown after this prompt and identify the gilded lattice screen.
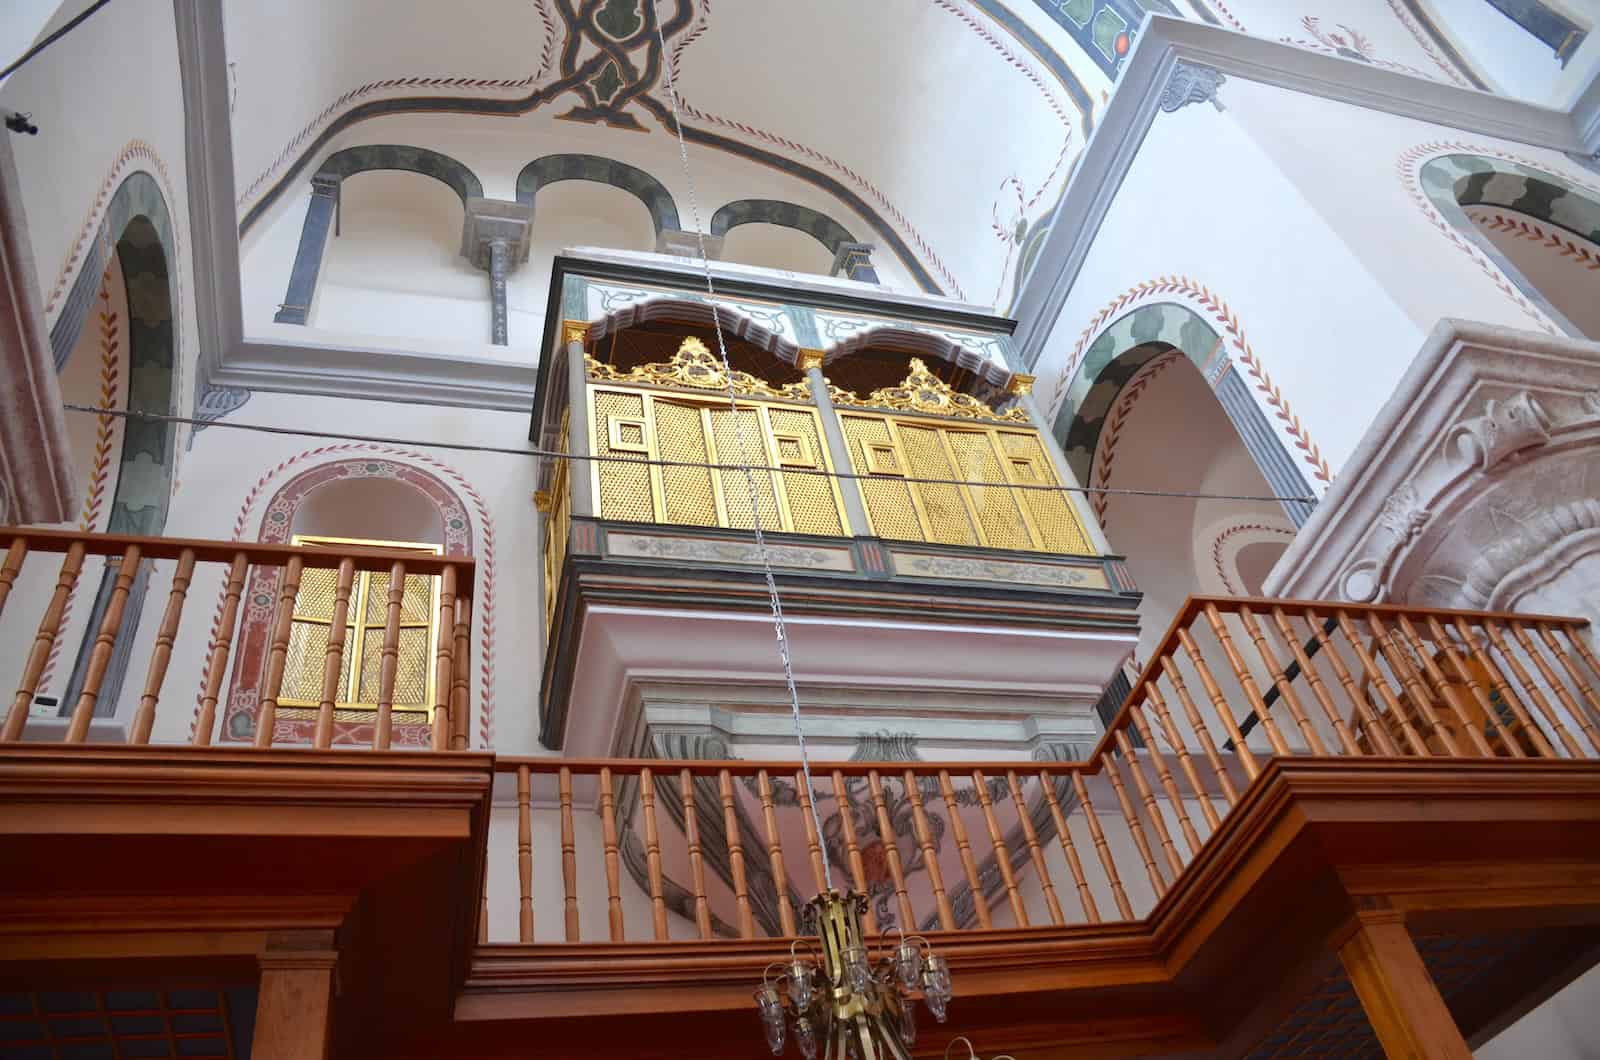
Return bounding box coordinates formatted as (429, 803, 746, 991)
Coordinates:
(282, 536, 439, 721)
(838, 412, 1093, 555)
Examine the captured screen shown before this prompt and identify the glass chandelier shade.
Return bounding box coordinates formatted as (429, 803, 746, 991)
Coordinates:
(757, 891, 953, 1059)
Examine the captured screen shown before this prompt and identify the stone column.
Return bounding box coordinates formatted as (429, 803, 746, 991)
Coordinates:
(830, 242, 880, 284)
(273, 174, 339, 325)
(252, 932, 338, 1060)
(460, 198, 536, 347)
(798, 349, 871, 537)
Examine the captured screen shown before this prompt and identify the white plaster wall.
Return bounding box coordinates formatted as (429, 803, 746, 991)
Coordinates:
(0, 0, 199, 454)
(1034, 91, 1423, 494)
(1422, 0, 1600, 103)
(1215, 0, 1483, 86)
(1478, 964, 1600, 1058)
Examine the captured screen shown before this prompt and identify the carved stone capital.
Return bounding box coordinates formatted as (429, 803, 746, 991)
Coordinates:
(458, 197, 536, 271)
(795, 348, 826, 372)
(655, 228, 724, 259)
(1160, 61, 1226, 113)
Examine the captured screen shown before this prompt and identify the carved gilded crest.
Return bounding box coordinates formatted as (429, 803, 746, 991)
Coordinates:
(586, 336, 814, 401)
(834, 357, 1030, 423)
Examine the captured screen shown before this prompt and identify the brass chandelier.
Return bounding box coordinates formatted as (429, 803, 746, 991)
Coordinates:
(756, 892, 951, 1059)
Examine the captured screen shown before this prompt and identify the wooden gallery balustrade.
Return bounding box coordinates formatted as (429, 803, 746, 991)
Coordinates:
(0, 527, 477, 749)
(484, 597, 1600, 945)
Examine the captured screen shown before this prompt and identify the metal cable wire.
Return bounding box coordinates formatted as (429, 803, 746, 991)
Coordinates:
(650, 0, 833, 888)
(60, 404, 1322, 506)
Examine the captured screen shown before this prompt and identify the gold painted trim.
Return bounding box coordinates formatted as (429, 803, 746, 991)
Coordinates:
(832, 357, 1031, 423)
(795, 348, 826, 372)
(1007, 372, 1036, 396)
(585, 336, 815, 402)
(562, 319, 591, 347)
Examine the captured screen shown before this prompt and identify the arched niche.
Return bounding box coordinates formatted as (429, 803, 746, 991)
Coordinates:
(1420, 154, 1600, 339)
(585, 298, 803, 384)
(312, 169, 483, 342)
(46, 174, 181, 724)
(1051, 301, 1316, 529)
(710, 199, 856, 275)
(516, 154, 680, 236)
(273, 144, 484, 328)
(821, 326, 1017, 406)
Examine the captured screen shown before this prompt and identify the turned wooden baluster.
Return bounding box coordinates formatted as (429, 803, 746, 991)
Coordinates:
(1102, 751, 1167, 898)
(1112, 729, 1184, 877)
(516, 764, 534, 942)
(1334, 610, 1430, 757)
(680, 769, 713, 939)
(832, 770, 878, 934)
(1145, 683, 1223, 829)
(972, 769, 1027, 926)
(0, 538, 27, 619)
(2, 542, 85, 741)
(905, 770, 956, 931)
(1555, 624, 1600, 691)
(313, 559, 356, 750)
(1127, 705, 1202, 854)
(194, 553, 247, 746)
(1203, 603, 1291, 757)
(431, 565, 457, 751)
(1176, 627, 1260, 780)
(1369, 614, 1462, 757)
(1482, 621, 1583, 757)
(1040, 769, 1099, 922)
(1006, 771, 1064, 926)
(372, 561, 406, 751)
(1156, 658, 1239, 807)
(1539, 622, 1600, 742)
(796, 770, 828, 895)
(868, 771, 915, 930)
(559, 766, 580, 941)
(254, 557, 303, 749)
(1396, 615, 1493, 757)
(129, 549, 195, 744)
(1238, 606, 1327, 754)
(641, 767, 669, 940)
(599, 767, 625, 940)
(1511, 621, 1600, 755)
(719, 769, 755, 939)
(450, 593, 472, 751)
(64, 544, 142, 743)
(757, 770, 796, 936)
(1072, 771, 1134, 920)
(1305, 607, 1400, 756)
(936, 770, 989, 930)
(1426, 615, 1524, 757)
(1451, 617, 1555, 758)
(1270, 607, 1361, 756)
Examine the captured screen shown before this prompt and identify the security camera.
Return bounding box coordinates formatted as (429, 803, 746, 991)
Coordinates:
(5, 112, 39, 135)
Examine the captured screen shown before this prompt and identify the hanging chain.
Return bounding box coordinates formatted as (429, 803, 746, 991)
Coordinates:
(651, 2, 832, 890)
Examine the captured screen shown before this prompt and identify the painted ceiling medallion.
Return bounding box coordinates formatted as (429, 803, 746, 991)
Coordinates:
(586, 336, 814, 401)
(837, 358, 1030, 423)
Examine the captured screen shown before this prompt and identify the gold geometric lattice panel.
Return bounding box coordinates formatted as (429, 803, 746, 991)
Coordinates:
(281, 619, 355, 703)
(897, 424, 979, 546)
(593, 390, 654, 522)
(652, 398, 719, 527)
(997, 431, 1094, 555)
(356, 625, 432, 707)
(942, 428, 1032, 551)
(840, 415, 923, 542)
(767, 407, 842, 536)
(292, 566, 340, 621)
(709, 406, 782, 531)
(364, 571, 434, 624)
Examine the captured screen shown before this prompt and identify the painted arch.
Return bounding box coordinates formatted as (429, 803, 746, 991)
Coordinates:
(709, 199, 858, 256)
(1050, 301, 1317, 526)
(316, 143, 484, 202)
(516, 154, 680, 235)
(1418, 152, 1600, 337)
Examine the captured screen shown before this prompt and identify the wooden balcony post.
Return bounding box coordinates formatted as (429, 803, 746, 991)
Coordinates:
(1427, 615, 1524, 757)
(641, 767, 670, 940)
(254, 557, 303, 749)
(833, 770, 879, 933)
(312, 559, 355, 750)
(517, 764, 534, 943)
(1155, 659, 1240, 807)
(719, 768, 755, 939)
(907, 769, 956, 930)
(1271, 606, 1361, 756)
(599, 766, 625, 941)
(936, 770, 989, 930)
(253, 934, 338, 1060)
(65, 543, 141, 742)
(431, 564, 457, 752)
(868, 770, 915, 930)
(973, 768, 1028, 926)
(1040, 769, 1099, 923)
(757, 770, 796, 936)
(1335, 909, 1472, 1060)
(3, 541, 85, 741)
(681, 768, 714, 939)
(1203, 602, 1291, 757)
(1007, 770, 1065, 926)
(130, 548, 195, 744)
(372, 560, 406, 751)
(1175, 628, 1260, 780)
(194, 552, 248, 746)
(0, 537, 27, 619)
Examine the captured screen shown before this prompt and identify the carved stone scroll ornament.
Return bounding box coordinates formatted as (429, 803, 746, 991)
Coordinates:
(1159, 61, 1227, 114)
(1446, 391, 1551, 471)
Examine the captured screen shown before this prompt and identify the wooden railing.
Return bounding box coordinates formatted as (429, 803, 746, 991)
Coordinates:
(0, 527, 476, 749)
(486, 597, 1600, 942)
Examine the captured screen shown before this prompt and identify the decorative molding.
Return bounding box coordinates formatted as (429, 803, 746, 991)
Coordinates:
(1089, 352, 1177, 529)
(1385, 0, 1476, 89)
(1264, 319, 1600, 612)
(606, 531, 856, 572)
(585, 335, 814, 401)
(890, 551, 1110, 590)
(1011, 14, 1592, 368)
(1280, 17, 1435, 81)
(832, 357, 1030, 423)
(1464, 207, 1600, 271)
(1159, 61, 1226, 113)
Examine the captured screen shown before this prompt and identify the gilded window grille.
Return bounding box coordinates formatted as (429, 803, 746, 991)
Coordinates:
(838, 412, 1094, 555)
(281, 535, 441, 724)
(586, 379, 848, 538)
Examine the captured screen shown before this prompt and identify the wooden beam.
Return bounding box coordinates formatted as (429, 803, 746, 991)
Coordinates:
(253, 933, 338, 1060)
(1335, 908, 1472, 1060)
